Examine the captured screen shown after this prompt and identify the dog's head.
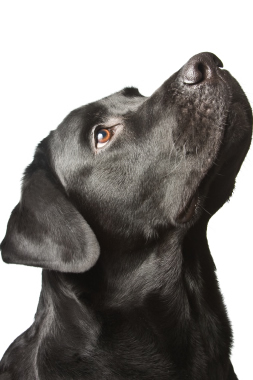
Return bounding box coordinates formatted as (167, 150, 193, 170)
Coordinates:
(1, 52, 252, 272)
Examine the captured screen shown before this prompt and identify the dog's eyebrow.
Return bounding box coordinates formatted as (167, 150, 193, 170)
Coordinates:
(121, 87, 143, 97)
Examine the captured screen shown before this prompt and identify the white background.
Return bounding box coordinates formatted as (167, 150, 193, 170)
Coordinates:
(0, 1, 252, 378)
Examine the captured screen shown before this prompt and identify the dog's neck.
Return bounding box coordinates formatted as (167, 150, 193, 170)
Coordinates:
(31, 217, 231, 376)
(39, 217, 220, 324)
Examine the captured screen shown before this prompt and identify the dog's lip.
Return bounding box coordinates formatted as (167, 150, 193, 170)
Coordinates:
(176, 191, 199, 224)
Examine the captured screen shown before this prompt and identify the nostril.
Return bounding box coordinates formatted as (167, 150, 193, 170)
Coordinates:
(182, 53, 224, 85)
(197, 62, 206, 78)
(183, 61, 206, 85)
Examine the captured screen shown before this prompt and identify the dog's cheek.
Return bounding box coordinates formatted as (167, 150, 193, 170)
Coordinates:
(70, 162, 169, 239)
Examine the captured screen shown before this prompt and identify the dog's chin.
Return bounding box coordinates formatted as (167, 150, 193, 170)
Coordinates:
(173, 112, 238, 226)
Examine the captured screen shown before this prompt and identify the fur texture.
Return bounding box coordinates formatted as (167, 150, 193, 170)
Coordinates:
(0, 52, 252, 379)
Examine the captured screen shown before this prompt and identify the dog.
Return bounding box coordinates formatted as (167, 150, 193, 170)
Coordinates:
(0, 52, 252, 380)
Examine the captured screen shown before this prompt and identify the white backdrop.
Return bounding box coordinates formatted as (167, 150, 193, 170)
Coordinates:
(0, 1, 252, 378)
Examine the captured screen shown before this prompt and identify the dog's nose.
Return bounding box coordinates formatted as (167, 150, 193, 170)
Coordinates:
(182, 52, 223, 85)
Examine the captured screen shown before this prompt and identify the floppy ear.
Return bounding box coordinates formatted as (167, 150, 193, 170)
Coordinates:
(0, 156, 100, 273)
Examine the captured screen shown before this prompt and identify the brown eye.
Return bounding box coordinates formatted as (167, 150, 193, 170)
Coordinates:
(96, 128, 112, 148)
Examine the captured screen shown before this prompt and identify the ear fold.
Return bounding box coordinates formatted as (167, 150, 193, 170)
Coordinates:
(1, 161, 100, 273)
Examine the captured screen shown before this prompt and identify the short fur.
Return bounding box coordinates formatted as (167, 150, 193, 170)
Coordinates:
(0, 52, 252, 379)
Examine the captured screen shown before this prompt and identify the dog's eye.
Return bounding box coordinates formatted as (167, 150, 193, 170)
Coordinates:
(95, 128, 113, 149)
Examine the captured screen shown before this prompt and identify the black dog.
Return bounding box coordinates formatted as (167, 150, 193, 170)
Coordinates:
(0, 52, 252, 380)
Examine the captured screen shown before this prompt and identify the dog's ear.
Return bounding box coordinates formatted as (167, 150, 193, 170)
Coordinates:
(0, 149, 100, 273)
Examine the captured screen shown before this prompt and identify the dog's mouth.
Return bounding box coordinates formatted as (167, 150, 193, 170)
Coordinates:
(176, 191, 199, 224)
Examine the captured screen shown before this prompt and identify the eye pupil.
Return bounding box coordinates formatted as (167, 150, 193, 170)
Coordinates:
(97, 129, 111, 144)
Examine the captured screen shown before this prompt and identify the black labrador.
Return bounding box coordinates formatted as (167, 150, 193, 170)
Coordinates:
(0, 52, 252, 380)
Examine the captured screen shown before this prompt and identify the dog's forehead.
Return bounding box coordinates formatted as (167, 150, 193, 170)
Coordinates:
(59, 87, 146, 133)
(98, 87, 146, 116)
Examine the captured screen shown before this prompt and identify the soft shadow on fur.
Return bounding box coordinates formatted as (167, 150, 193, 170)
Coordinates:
(0, 52, 252, 379)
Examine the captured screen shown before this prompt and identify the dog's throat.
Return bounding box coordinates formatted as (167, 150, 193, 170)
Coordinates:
(177, 192, 198, 223)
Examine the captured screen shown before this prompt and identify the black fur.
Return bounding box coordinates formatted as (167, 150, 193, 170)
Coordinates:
(0, 52, 252, 379)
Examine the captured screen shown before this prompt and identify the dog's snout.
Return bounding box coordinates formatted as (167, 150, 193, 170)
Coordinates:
(182, 52, 223, 85)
